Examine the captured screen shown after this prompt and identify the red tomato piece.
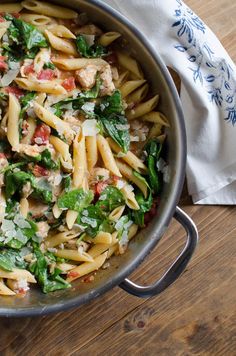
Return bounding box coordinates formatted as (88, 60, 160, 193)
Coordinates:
(0, 153, 6, 159)
(32, 165, 49, 177)
(32, 123, 51, 145)
(12, 12, 20, 18)
(95, 181, 108, 196)
(144, 204, 157, 226)
(0, 16, 5, 22)
(105, 52, 118, 65)
(67, 271, 79, 278)
(5, 86, 24, 98)
(24, 64, 34, 76)
(62, 77, 76, 91)
(37, 69, 56, 80)
(18, 288, 27, 295)
(0, 56, 8, 71)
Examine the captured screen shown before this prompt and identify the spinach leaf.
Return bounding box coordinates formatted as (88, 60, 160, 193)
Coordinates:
(99, 114, 130, 153)
(3, 16, 48, 60)
(131, 191, 153, 227)
(19, 92, 36, 132)
(4, 170, 53, 203)
(145, 139, 163, 194)
(96, 186, 125, 212)
(76, 35, 107, 58)
(0, 215, 37, 250)
(13, 19, 48, 50)
(30, 244, 70, 293)
(63, 175, 72, 192)
(0, 249, 27, 271)
(97, 90, 124, 116)
(40, 149, 59, 170)
(43, 62, 56, 70)
(57, 189, 94, 212)
(77, 206, 107, 237)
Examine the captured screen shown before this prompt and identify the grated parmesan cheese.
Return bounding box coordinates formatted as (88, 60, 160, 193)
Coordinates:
(82, 119, 99, 136)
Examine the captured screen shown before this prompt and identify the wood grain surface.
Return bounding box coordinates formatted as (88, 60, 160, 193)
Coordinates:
(1, 1, 236, 355)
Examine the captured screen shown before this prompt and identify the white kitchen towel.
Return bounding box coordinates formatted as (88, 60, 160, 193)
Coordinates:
(102, 0, 236, 204)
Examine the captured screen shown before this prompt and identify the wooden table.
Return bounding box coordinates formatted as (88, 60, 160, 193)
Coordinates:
(1, 1, 236, 355)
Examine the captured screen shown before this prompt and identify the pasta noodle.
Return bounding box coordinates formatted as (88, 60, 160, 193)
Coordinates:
(0, 3, 22, 13)
(117, 52, 143, 79)
(15, 78, 67, 95)
(86, 136, 98, 172)
(19, 14, 52, 27)
(141, 111, 170, 126)
(126, 95, 160, 120)
(98, 32, 121, 47)
(97, 135, 121, 177)
(120, 80, 146, 98)
(44, 30, 78, 56)
(7, 93, 20, 151)
(52, 58, 107, 70)
(21, 1, 78, 19)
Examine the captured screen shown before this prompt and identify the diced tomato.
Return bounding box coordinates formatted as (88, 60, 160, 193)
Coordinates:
(12, 12, 20, 18)
(32, 165, 49, 177)
(0, 56, 8, 71)
(0, 16, 5, 23)
(37, 69, 57, 80)
(62, 77, 76, 91)
(112, 175, 120, 184)
(105, 52, 118, 65)
(5, 86, 24, 98)
(67, 271, 79, 279)
(17, 288, 27, 295)
(144, 203, 157, 226)
(24, 64, 35, 76)
(0, 152, 6, 159)
(95, 181, 108, 196)
(32, 123, 51, 145)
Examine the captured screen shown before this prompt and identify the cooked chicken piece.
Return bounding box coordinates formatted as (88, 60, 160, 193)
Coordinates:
(100, 65, 115, 96)
(36, 221, 50, 239)
(75, 65, 98, 89)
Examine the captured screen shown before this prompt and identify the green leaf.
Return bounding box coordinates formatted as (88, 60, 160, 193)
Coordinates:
(40, 149, 59, 170)
(19, 92, 37, 134)
(58, 189, 94, 212)
(30, 244, 70, 293)
(13, 19, 48, 50)
(31, 178, 53, 204)
(0, 249, 27, 271)
(133, 171, 150, 190)
(97, 90, 124, 116)
(145, 139, 163, 194)
(131, 191, 153, 227)
(96, 186, 125, 212)
(99, 114, 130, 153)
(114, 215, 133, 243)
(43, 62, 56, 70)
(76, 35, 107, 58)
(77, 206, 107, 237)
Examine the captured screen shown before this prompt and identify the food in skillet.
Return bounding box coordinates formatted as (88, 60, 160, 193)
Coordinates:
(0, 1, 170, 296)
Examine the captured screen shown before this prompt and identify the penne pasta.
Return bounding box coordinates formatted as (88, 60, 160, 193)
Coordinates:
(109, 205, 126, 221)
(34, 48, 51, 74)
(48, 25, 76, 39)
(98, 32, 121, 47)
(107, 138, 147, 173)
(97, 135, 121, 177)
(0, 268, 36, 283)
(85, 232, 112, 245)
(72, 132, 87, 188)
(114, 70, 129, 89)
(15, 78, 67, 95)
(0, 189, 6, 223)
(121, 185, 140, 210)
(66, 252, 108, 282)
(66, 210, 79, 230)
(117, 52, 143, 79)
(20, 117, 37, 145)
(21, 1, 78, 19)
(45, 231, 79, 248)
(86, 136, 98, 173)
(126, 95, 160, 120)
(120, 80, 146, 98)
(116, 160, 148, 198)
(148, 123, 163, 139)
(7, 93, 21, 151)
(19, 13, 52, 27)
(52, 58, 107, 70)
(0, 3, 22, 12)
(19, 198, 29, 218)
(141, 111, 170, 127)
(55, 249, 93, 263)
(45, 30, 78, 56)
(33, 102, 75, 142)
(52, 203, 63, 219)
(126, 83, 149, 104)
(0, 279, 15, 296)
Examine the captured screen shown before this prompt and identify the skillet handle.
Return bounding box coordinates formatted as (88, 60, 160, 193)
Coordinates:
(119, 206, 198, 298)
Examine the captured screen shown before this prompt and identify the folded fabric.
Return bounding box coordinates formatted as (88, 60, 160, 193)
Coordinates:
(103, 0, 236, 204)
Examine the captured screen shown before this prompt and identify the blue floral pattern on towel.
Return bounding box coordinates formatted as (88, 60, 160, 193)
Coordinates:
(172, 0, 236, 124)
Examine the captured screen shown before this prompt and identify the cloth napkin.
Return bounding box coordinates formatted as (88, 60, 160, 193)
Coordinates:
(102, 0, 236, 204)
